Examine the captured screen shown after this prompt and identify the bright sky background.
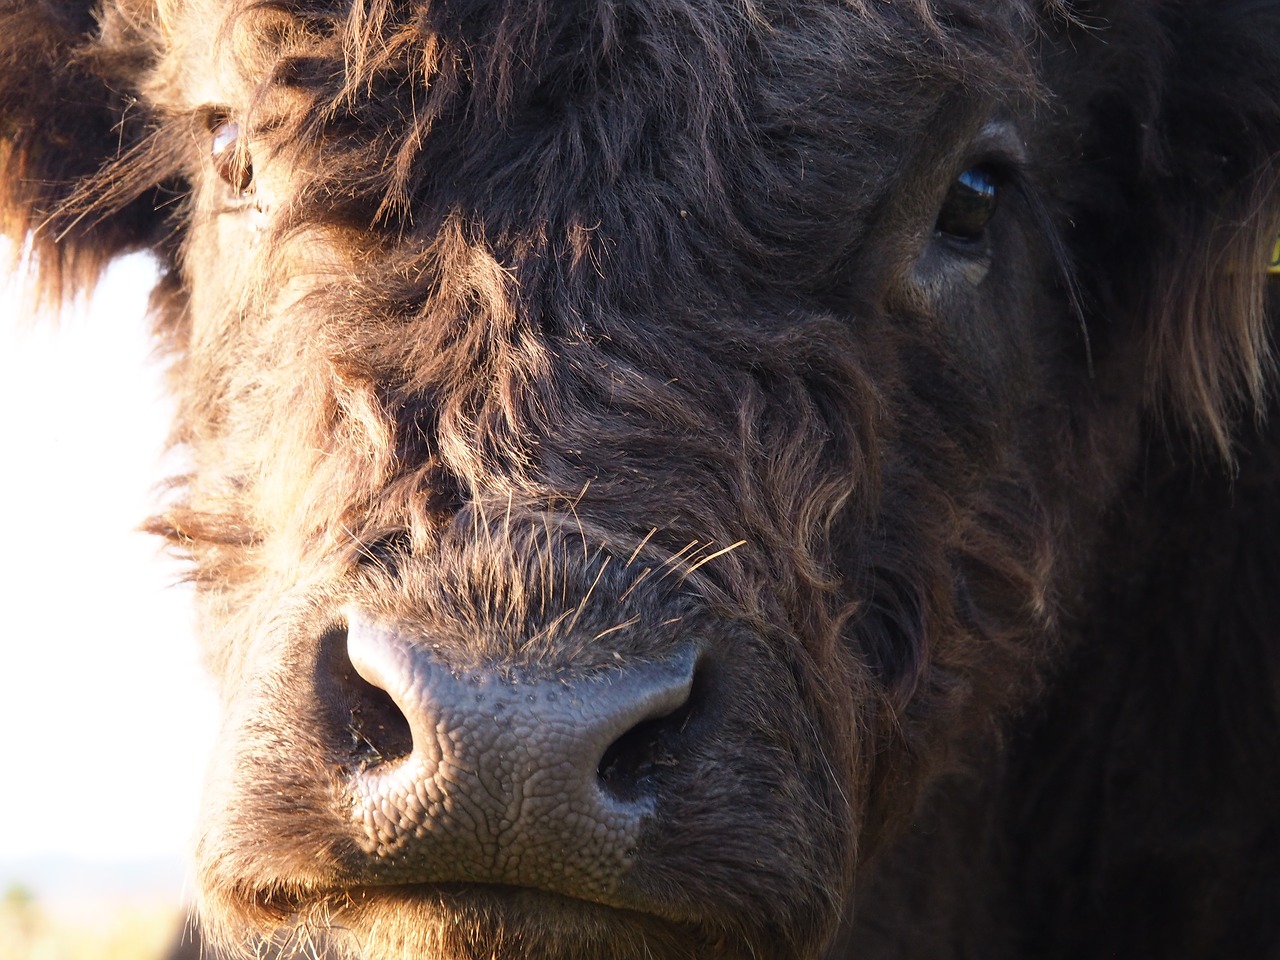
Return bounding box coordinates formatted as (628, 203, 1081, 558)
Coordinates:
(0, 252, 219, 884)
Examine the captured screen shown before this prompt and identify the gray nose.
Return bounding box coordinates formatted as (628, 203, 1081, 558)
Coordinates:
(341, 610, 699, 900)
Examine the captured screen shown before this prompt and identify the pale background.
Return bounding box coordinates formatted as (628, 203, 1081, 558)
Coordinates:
(0, 250, 219, 940)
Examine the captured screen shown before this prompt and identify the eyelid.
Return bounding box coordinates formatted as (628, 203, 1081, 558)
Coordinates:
(966, 120, 1029, 168)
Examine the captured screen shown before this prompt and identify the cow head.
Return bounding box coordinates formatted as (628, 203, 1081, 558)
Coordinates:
(4, 1, 1278, 958)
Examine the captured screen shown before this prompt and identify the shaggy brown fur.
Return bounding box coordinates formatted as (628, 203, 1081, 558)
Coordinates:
(4, 1, 1279, 958)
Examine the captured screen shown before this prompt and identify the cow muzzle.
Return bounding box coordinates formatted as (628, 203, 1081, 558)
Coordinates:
(336, 607, 703, 905)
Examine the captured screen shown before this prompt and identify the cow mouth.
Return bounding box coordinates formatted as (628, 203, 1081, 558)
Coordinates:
(228, 880, 722, 959)
(245, 878, 683, 925)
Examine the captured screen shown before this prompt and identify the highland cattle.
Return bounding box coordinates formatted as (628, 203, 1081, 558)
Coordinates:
(3, 1, 1279, 958)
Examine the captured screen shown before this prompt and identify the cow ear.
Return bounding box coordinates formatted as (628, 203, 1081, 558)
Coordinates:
(1066, 1, 1280, 456)
(0, 1, 172, 303)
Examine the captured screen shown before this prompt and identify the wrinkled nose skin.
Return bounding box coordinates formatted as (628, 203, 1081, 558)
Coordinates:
(342, 610, 700, 903)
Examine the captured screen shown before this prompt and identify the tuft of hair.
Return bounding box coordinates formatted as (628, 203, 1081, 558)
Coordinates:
(1062, 0, 1280, 457)
(0, 0, 171, 305)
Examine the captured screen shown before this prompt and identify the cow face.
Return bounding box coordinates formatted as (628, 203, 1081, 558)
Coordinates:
(3, 1, 1278, 958)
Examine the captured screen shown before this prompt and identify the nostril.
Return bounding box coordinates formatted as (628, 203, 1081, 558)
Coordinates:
(346, 669, 414, 767)
(319, 625, 413, 767)
(597, 664, 705, 804)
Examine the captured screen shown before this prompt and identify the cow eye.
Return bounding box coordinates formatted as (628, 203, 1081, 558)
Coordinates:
(210, 116, 253, 195)
(935, 166, 999, 242)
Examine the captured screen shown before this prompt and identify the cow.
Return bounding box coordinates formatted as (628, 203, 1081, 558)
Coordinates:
(3, 1, 1279, 958)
